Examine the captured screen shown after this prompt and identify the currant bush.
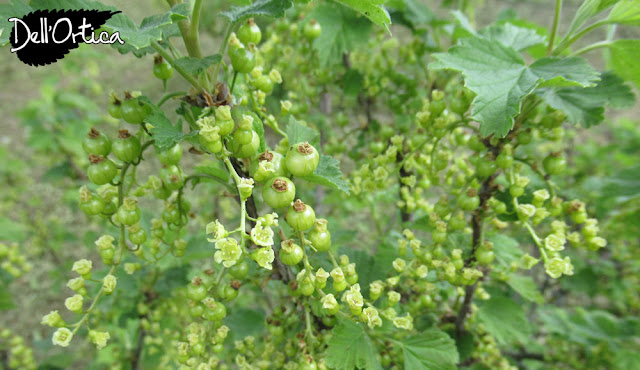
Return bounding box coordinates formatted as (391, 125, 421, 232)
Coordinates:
(1, 0, 639, 369)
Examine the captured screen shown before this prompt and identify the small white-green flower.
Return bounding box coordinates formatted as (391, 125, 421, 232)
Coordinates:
(196, 115, 214, 130)
(544, 234, 565, 252)
(388, 291, 401, 305)
(95, 235, 115, 251)
(280, 100, 292, 114)
(124, 263, 141, 275)
(315, 268, 329, 284)
(369, 280, 385, 300)
(251, 247, 275, 270)
(41, 310, 65, 327)
(238, 178, 254, 200)
(250, 222, 274, 247)
(72, 259, 92, 277)
(392, 258, 406, 272)
(517, 204, 536, 220)
(533, 189, 550, 203)
(321, 294, 338, 310)
(102, 274, 117, 295)
(386, 276, 400, 287)
(393, 313, 413, 330)
(383, 307, 397, 319)
(588, 236, 607, 250)
(217, 325, 230, 339)
(361, 307, 382, 328)
(66, 277, 85, 292)
(545, 256, 573, 278)
(214, 238, 243, 268)
(65, 294, 83, 313)
(52, 328, 73, 347)
(330, 267, 345, 282)
(415, 265, 429, 278)
(521, 254, 540, 269)
(269, 69, 282, 84)
(89, 330, 110, 350)
(206, 220, 229, 242)
(199, 123, 220, 142)
(344, 289, 364, 310)
(216, 105, 232, 121)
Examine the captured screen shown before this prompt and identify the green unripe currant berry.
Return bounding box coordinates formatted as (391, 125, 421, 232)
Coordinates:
(518, 129, 532, 145)
(153, 184, 171, 200)
(121, 93, 150, 124)
(303, 20, 321, 41)
(279, 240, 304, 265)
(229, 260, 249, 279)
(255, 75, 274, 94)
(156, 143, 182, 166)
(234, 129, 254, 145)
(308, 219, 331, 252)
(467, 135, 486, 152)
(262, 177, 296, 209)
(189, 303, 204, 318)
(286, 142, 319, 177)
(200, 135, 223, 153)
(186, 278, 208, 302)
(162, 207, 180, 224)
(299, 281, 315, 296)
(115, 199, 141, 226)
(228, 130, 260, 158)
(429, 90, 446, 117)
(286, 200, 316, 231)
(80, 196, 105, 216)
(112, 130, 141, 163)
(83, 127, 112, 156)
(153, 55, 174, 80)
(108, 97, 123, 119)
(204, 301, 227, 322)
(476, 156, 497, 179)
(237, 18, 262, 45)
(160, 165, 184, 191)
(128, 227, 147, 245)
(458, 188, 480, 211)
(250, 150, 288, 183)
(230, 47, 256, 74)
(88, 154, 118, 185)
(475, 244, 495, 265)
(496, 152, 514, 169)
(543, 154, 567, 175)
(510, 185, 525, 197)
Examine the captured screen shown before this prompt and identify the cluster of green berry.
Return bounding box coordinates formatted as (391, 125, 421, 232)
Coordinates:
(0, 329, 36, 370)
(0, 242, 32, 278)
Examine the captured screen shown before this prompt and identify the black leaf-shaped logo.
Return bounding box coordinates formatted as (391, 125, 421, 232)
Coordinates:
(9, 9, 121, 66)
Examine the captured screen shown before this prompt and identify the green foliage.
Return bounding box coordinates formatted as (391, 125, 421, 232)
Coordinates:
(309, 3, 372, 66)
(397, 330, 459, 370)
(477, 296, 533, 345)
(432, 36, 599, 137)
(325, 319, 381, 370)
(302, 155, 351, 194)
(221, 0, 294, 24)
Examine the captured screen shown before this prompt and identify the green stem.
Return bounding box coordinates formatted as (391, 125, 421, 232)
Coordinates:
(212, 24, 235, 87)
(547, 0, 563, 54)
(187, 0, 203, 58)
(553, 21, 607, 56)
(157, 91, 188, 107)
(151, 42, 201, 90)
(230, 71, 239, 95)
(570, 41, 612, 56)
(305, 300, 315, 356)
